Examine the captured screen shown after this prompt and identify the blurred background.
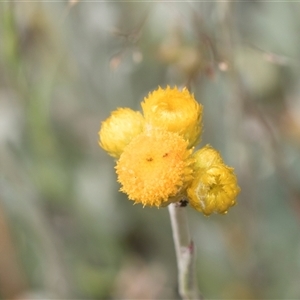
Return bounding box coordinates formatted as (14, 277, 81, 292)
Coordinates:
(1, 1, 300, 299)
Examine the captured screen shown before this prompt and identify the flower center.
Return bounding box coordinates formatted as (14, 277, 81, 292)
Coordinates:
(116, 129, 194, 207)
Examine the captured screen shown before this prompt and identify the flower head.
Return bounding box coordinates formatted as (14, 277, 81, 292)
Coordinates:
(99, 108, 144, 158)
(187, 146, 240, 216)
(193, 145, 223, 170)
(141, 86, 203, 148)
(116, 129, 194, 207)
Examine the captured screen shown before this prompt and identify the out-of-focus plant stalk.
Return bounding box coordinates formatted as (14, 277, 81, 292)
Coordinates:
(168, 203, 202, 300)
(0, 205, 27, 299)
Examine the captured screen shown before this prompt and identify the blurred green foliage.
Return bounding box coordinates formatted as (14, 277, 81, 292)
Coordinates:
(1, 1, 300, 299)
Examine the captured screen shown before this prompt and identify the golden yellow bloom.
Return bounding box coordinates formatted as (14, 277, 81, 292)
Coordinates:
(99, 108, 144, 158)
(141, 86, 203, 148)
(187, 150, 240, 216)
(193, 145, 223, 170)
(116, 129, 194, 207)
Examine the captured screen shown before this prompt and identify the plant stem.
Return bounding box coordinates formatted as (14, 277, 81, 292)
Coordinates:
(168, 203, 202, 300)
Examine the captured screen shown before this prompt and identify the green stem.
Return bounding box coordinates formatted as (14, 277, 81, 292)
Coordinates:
(168, 203, 202, 300)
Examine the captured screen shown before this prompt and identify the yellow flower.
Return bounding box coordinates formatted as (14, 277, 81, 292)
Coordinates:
(98, 108, 144, 158)
(141, 86, 203, 148)
(193, 145, 223, 170)
(187, 146, 240, 216)
(116, 129, 194, 207)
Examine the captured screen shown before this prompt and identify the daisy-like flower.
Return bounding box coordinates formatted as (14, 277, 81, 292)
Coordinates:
(99, 108, 144, 158)
(141, 86, 203, 148)
(187, 146, 240, 216)
(116, 129, 194, 207)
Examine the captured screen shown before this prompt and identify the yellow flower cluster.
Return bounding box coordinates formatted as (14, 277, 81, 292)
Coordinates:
(98, 86, 240, 215)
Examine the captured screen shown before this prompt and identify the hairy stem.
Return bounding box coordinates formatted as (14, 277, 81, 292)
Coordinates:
(168, 203, 202, 300)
